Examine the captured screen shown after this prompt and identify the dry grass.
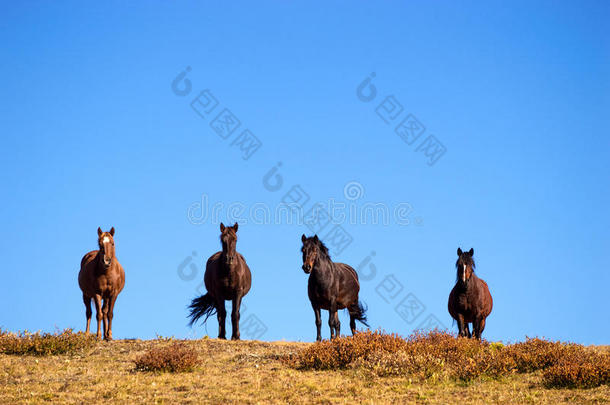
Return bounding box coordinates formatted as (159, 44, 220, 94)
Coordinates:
(0, 330, 608, 404)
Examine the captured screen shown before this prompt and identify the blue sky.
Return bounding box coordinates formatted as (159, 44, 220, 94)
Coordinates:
(1, 1, 608, 344)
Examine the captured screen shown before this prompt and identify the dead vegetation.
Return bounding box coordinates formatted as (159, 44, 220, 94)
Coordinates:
(289, 330, 610, 389)
(0, 330, 608, 404)
(134, 342, 199, 372)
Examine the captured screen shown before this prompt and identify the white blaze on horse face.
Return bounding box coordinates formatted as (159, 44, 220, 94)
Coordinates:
(103, 236, 110, 243)
(462, 264, 467, 282)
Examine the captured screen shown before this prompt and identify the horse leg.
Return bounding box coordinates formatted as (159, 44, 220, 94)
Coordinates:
(101, 298, 109, 340)
(82, 295, 92, 334)
(474, 317, 486, 340)
(328, 301, 338, 339)
(105, 294, 118, 341)
(93, 295, 103, 340)
(216, 299, 227, 340)
(349, 313, 356, 335)
(457, 314, 466, 337)
(334, 311, 341, 338)
(313, 306, 322, 342)
(230, 295, 242, 340)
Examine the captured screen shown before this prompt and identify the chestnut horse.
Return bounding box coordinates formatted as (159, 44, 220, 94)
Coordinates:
(78, 227, 125, 340)
(301, 234, 368, 341)
(188, 223, 251, 340)
(448, 248, 493, 339)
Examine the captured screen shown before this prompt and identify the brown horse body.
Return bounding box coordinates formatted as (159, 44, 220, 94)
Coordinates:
(448, 248, 492, 339)
(188, 223, 251, 340)
(78, 227, 125, 340)
(301, 234, 368, 341)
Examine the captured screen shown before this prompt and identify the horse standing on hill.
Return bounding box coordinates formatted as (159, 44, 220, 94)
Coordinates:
(78, 227, 125, 340)
(301, 234, 368, 341)
(188, 223, 252, 340)
(448, 248, 493, 340)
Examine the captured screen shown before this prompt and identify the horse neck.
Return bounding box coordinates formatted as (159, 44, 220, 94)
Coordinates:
(95, 254, 113, 275)
(311, 256, 334, 282)
(220, 250, 240, 273)
(456, 271, 479, 291)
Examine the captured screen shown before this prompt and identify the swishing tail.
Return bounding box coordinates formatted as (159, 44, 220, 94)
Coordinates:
(348, 300, 369, 327)
(187, 293, 217, 327)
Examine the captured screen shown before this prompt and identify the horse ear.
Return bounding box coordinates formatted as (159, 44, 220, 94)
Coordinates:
(220, 223, 225, 232)
(98, 227, 103, 237)
(233, 223, 238, 232)
(313, 234, 319, 242)
(457, 248, 462, 256)
(468, 248, 474, 257)
(301, 234, 307, 243)
(109, 227, 115, 236)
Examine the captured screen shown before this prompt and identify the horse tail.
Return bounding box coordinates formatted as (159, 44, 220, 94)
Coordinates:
(187, 293, 217, 327)
(349, 300, 369, 327)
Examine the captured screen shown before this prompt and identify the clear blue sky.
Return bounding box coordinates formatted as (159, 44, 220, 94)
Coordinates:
(1, 1, 608, 344)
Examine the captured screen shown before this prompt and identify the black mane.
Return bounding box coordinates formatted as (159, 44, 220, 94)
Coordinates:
(455, 256, 476, 270)
(306, 237, 332, 262)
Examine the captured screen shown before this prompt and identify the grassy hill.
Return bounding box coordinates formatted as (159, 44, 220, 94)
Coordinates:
(0, 331, 608, 404)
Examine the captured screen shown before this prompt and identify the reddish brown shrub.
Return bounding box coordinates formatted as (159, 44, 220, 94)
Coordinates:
(503, 337, 580, 373)
(290, 330, 408, 370)
(542, 350, 610, 388)
(290, 330, 609, 388)
(134, 343, 199, 372)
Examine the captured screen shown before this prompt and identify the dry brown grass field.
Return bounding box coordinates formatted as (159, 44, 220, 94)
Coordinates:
(0, 331, 608, 404)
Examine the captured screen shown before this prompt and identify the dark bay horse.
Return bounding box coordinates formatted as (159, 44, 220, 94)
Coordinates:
(188, 223, 251, 340)
(301, 234, 368, 341)
(78, 227, 125, 340)
(448, 248, 493, 340)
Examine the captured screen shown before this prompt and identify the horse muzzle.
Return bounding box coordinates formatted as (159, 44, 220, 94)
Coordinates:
(302, 264, 311, 273)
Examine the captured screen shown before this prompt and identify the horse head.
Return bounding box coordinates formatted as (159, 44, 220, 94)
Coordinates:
(301, 234, 330, 274)
(456, 247, 475, 285)
(220, 222, 238, 266)
(97, 227, 116, 267)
